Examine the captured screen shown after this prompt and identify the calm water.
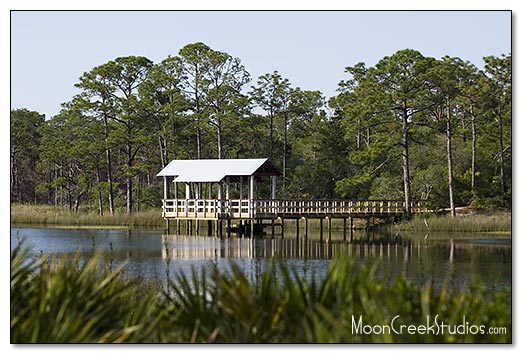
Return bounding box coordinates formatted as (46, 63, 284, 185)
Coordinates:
(10, 227, 511, 291)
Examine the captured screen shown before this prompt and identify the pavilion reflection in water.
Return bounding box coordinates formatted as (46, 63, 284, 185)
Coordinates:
(159, 234, 511, 291)
(160, 234, 506, 263)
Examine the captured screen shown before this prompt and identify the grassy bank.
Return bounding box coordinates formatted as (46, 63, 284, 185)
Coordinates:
(10, 204, 370, 230)
(11, 242, 511, 343)
(397, 212, 511, 233)
(11, 204, 512, 234)
(11, 204, 164, 228)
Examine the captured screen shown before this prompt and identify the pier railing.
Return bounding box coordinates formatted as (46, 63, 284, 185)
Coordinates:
(162, 198, 428, 219)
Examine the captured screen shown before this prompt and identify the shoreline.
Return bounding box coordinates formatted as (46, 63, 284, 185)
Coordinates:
(11, 203, 512, 233)
(10, 203, 165, 228)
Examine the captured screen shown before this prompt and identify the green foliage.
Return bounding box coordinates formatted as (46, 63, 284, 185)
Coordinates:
(11, 242, 162, 343)
(11, 243, 511, 343)
(330, 51, 511, 211)
(10, 109, 46, 203)
(11, 46, 511, 214)
(335, 173, 372, 199)
(140, 185, 162, 208)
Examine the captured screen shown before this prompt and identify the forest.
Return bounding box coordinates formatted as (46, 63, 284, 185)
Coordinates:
(10, 43, 511, 216)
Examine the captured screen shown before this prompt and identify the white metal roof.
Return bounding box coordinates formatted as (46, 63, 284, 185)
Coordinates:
(156, 158, 271, 182)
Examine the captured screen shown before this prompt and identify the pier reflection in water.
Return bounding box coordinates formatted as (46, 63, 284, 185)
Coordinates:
(160, 233, 511, 291)
(10, 227, 511, 291)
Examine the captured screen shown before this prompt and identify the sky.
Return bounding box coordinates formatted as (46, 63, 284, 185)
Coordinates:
(10, 10, 511, 119)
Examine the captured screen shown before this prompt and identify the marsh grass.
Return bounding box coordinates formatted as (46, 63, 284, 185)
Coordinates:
(11, 241, 511, 343)
(165, 261, 511, 343)
(10, 204, 370, 230)
(11, 204, 164, 228)
(10, 243, 163, 343)
(12, 204, 511, 234)
(398, 212, 511, 233)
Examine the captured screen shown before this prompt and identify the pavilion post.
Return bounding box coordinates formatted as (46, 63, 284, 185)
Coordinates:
(194, 183, 199, 199)
(239, 176, 243, 199)
(163, 177, 169, 200)
(174, 182, 178, 217)
(218, 182, 223, 217)
(163, 177, 168, 217)
(208, 182, 213, 218)
(249, 175, 255, 218)
(225, 176, 230, 199)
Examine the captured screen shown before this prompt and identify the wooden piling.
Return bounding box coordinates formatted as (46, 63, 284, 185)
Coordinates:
(227, 219, 231, 238)
(366, 218, 370, 242)
(319, 218, 323, 242)
(350, 217, 354, 242)
(328, 217, 332, 242)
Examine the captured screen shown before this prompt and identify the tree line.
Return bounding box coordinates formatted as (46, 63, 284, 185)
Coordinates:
(10, 43, 511, 215)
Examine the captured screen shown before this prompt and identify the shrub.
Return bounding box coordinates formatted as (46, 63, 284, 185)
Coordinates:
(11, 242, 162, 343)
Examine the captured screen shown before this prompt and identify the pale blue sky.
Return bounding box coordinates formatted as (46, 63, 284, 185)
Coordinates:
(11, 10, 511, 118)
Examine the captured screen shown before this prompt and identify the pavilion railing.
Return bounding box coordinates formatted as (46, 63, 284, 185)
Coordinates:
(162, 199, 428, 219)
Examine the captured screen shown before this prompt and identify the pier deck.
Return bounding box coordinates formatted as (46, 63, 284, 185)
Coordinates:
(162, 198, 428, 220)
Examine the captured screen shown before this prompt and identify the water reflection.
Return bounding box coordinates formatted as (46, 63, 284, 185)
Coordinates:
(11, 227, 511, 291)
(158, 233, 511, 290)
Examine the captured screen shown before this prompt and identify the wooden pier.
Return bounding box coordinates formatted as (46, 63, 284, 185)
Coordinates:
(161, 197, 428, 239)
(161, 198, 427, 220)
(156, 158, 429, 238)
